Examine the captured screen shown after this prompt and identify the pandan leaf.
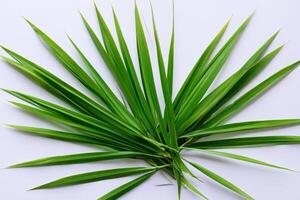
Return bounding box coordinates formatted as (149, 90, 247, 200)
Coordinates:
(98, 171, 155, 200)
(2, 2, 300, 200)
(31, 166, 161, 190)
(188, 161, 254, 200)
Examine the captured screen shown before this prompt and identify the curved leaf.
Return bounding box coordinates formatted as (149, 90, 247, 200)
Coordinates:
(188, 161, 254, 200)
(10, 151, 159, 168)
(98, 171, 155, 200)
(32, 166, 159, 190)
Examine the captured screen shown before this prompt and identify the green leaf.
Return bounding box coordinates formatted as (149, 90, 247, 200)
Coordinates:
(94, 4, 145, 121)
(204, 60, 300, 127)
(188, 149, 292, 171)
(151, 4, 177, 148)
(9, 101, 159, 153)
(177, 30, 279, 133)
(24, 20, 111, 108)
(5, 90, 135, 135)
(189, 136, 300, 149)
(10, 151, 159, 168)
(134, 4, 163, 127)
(67, 35, 139, 128)
(183, 119, 300, 138)
(31, 166, 159, 190)
(167, 0, 175, 95)
(112, 9, 157, 134)
(98, 171, 155, 200)
(173, 17, 230, 112)
(1, 47, 131, 130)
(132, 3, 172, 144)
(80, 12, 150, 133)
(188, 161, 254, 200)
(8, 125, 101, 146)
(175, 14, 252, 118)
(197, 45, 284, 127)
(182, 177, 208, 200)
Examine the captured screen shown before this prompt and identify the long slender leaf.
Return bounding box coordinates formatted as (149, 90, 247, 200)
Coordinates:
(204, 60, 300, 127)
(173, 18, 230, 112)
(32, 166, 160, 190)
(80, 13, 150, 134)
(189, 136, 300, 149)
(25, 20, 115, 110)
(10, 151, 159, 168)
(189, 161, 254, 199)
(1, 47, 134, 131)
(8, 125, 101, 146)
(167, 0, 175, 95)
(183, 119, 300, 138)
(10, 101, 160, 153)
(177, 31, 279, 133)
(94, 4, 147, 125)
(67, 36, 139, 128)
(112, 9, 157, 134)
(196, 45, 284, 128)
(192, 149, 293, 171)
(98, 171, 155, 200)
(175, 15, 252, 118)
(182, 177, 208, 200)
(151, 4, 177, 148)
(135, 4, 162, 127)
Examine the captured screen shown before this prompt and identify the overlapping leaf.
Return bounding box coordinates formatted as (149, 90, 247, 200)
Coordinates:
(2, 2, 300, 200)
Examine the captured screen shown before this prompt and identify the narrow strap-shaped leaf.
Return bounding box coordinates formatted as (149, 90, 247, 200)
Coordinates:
(173, 167, 182, 200)
(135, 4, 162, 127)
(204, 60, 300, 127)
(188, 161, 254, 200)
(182, 177, 208, 200)
(189, 136, 300, 149)
(67, 36, 139, 129)
(10, 151, 159, 168)
(177, 31, 279, 133)
(0, 52, 94, 116)
(1, 48, 132, 130)
(8, 125, 101, 146)
(10, 101, 159, 153)
(174, 18, 230, 111)
(183, 119, 300, 138)
(112, 9, 157, 134)
(31, 166, 159, 190)
(80, 13, 120, 82)
(192, 149, 292, 171)
(10, 103, 141, 151)
(94, 4, 128, 76)
(80, 12, 155, 139)
(98, 171, 155, 200)
(5, 90, 136, 135)
(25, 20, 114, 108)
(151, 5, 178, 148)
(6, 90, 166, 155)
(196, 46, 284, 128)
(175, 15, 253, 122)
(167, 0, 175, 95)
(94, 4, 143, 115)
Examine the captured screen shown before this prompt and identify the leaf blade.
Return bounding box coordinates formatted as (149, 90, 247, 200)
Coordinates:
(189, 136, 300, 149)
(10, 151, 159, 168)
(188, 161, 254, 200)
(184, 119, 300, 138)
(187, 149, 292, 171)
(98, 171, 155, 200)
(204, 60, 300, 127)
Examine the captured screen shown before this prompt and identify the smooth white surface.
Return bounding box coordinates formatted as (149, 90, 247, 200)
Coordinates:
(1, 0, 300, 199)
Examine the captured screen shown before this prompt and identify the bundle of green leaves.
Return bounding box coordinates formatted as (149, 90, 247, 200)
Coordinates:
(3, 2, 300, 200)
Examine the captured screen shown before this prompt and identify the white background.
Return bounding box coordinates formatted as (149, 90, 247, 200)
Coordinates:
(1, 0, 300, 199)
